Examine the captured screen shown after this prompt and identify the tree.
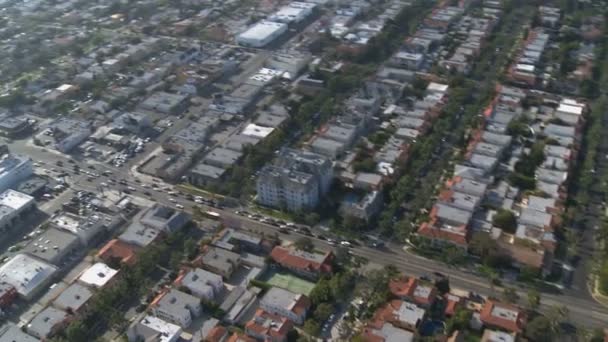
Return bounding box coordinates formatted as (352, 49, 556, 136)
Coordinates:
(309, 278, 332, 305)
(468, 232, 498, 259)
(492, 209, 517, 233)
(502, 287, 519, 303)
(446, 308, 472, 333)
(527, 289, 541, 311)
(294, 237, 314, 252)
(183, 238, 197, 259)
(66, 320, 88, 341)
(303, 319, 321, 336)
(314, 303, 334, 322)
(525, 316, 554, 342)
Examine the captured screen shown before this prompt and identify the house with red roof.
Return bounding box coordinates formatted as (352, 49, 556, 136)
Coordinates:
(245, 309, 293, 342)
(389, 276, 437, 308)
(270, 246, 333, 280)
(96, 239, 140, 267)
(479, 300, 527, 333)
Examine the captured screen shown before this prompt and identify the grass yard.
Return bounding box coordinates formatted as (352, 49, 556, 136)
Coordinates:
(266, 272, 316, 295)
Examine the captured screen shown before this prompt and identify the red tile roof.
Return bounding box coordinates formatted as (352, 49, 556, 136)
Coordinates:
(96, 239, 140, 266)
(444, 293, 463, 316)
(245, 309, 293, 341)
(226, 333, 257, 342)
(270, 246, 333, 275)
(418, 222, 468, 247)
(389, 276, 417, 298)
(479, 300, 526, 333)
(205, 326, 228, 342)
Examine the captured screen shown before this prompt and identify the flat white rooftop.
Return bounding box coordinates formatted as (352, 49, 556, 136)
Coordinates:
(0, 254, 57, 298)
(78, 262, 118, 288)
(0, 189, 34, 210)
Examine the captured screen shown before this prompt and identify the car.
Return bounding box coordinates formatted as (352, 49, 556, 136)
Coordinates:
(340, 241, 352, 248)
(176, 204, 184, 209)
(88, 165, 95, 170)
(127, 186, 136, 191)
(143, 191, 151, 196)
(278, 227, 290, 234)
(169, 198, 177, 203)
(327, 239, 336, 246)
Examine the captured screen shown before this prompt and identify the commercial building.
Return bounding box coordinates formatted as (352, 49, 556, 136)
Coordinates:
(236, 21, 288, 48)
(256, 148, 332, 211)
(127, 315, 182, 342)
(22, 227, 80, 265)
(269, 2, 316, 24)
(139, 91, 189, 115)
(0, 189, 35, 232)
(78, 262, 119, 289)
(0, 152, 32, 193)
(50, 212, 110, 245)
(260, 287, 310, 325)
(26, 306, 69, 339)
(150, 288, 202, 328)
(119, 205, 191, 247)
(0, 254, 57, 300)
(45, 118, 92, 153)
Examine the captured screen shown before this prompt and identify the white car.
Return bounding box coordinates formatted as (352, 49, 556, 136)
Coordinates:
(176, 204, 184, 209)
(169, 198, 177, 203)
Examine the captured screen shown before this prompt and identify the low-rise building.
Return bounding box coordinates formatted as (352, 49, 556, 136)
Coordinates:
(78, 262, 119, 289)
(127, 315, 182, 342)
(0, 324, 40, 342)
(174, 268, 224, 301)
(53, 282, 93, 315)
(270, 246, 333, 280)
(26, 306, 69, 340)
(371, 299, 426, 332)
(199, 246, 241, 279)
(220, 286, 260, 324)
(260, 287, 310, 325)
(22, 227, 80, 265)
(96, 239, 141, 267)
(0, 189, 35, 232)
(479, 300, 526, 333)
(45, 118, 92, 153)
(151, 288, 202, 328)
(245, 309, 293, 342)
(0, 254, 57, 300)
(0, 152, 32, 193)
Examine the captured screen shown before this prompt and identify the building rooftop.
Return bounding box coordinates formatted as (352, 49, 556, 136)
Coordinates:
(201, 246, 240, 275)
(0, 189, 34, 211)
(53, 282, 93, 313)
(261, 287, 310, 316)
(22, 228, 79, 264)
(131, 315, 182, 342)
(238, 21, 288, 41)
(0, 324, 40, 342)
(78, 262, 118, 288)
(26, 306, 68, 339)
(152, 288, 200, 320)
(0, 254, 57, 298)
(480, 300, 526, 333)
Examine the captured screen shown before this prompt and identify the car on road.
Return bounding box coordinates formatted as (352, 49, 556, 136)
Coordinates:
(327, 239, 336, 246)
(340, 241, 352, 248)
(169, 198, 177, 203)
(143, 191, 151, 196)
(175, 204, 184, 209)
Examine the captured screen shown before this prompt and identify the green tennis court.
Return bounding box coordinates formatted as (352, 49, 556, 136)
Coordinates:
(266, 272, 316, 295)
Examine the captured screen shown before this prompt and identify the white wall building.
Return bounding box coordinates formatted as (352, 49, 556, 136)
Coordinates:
(0, 153, 32, 193)
(78, 262, 119, 289)
(0, 189, 35, 232)
(0, 254, 57, 300)
(269, 2, 316, 24)
(236, 21, 288, 48)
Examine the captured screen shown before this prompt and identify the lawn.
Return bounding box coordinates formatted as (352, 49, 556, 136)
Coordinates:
(266, 272, 316, 295)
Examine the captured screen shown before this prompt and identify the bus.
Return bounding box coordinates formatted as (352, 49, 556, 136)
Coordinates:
(203, 210, 221, 220)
